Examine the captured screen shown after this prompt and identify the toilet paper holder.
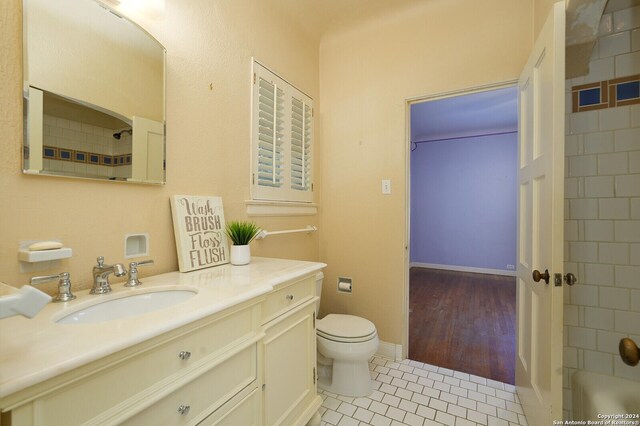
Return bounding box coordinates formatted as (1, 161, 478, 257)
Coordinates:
(337, 277, 352, 293)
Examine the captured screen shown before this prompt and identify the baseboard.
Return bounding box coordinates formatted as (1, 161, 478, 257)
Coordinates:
(409, 262, 516, 277)
(377, 340, 403, 361)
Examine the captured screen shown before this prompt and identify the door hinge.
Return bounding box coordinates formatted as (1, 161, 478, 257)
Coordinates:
(252, 173, 255, 184)
(313, 313, 316, 328)
(554, 273, 562, 287)
(253, 73, 256, 85)
(262, 383, 266, 391)
(23, 145, 30, 159)
(311, 183, 314, 192)
(312, 107, 314, 118)
(313, 367, 316, 385)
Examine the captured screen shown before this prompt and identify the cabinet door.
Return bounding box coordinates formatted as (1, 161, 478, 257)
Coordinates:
(263, 301, 317, 426)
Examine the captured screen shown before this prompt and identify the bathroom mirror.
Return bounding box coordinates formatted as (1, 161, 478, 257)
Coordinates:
(22, 0, 166, 184)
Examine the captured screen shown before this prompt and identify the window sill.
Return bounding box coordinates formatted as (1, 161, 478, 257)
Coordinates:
(245, 200, 318, 216)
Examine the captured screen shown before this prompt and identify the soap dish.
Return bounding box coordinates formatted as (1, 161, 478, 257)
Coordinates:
(18, 248, 73, 263)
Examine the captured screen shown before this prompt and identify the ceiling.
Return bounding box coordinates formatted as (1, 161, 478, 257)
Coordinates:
(268, 0, 426, 41)
(410, 86, 519, 144)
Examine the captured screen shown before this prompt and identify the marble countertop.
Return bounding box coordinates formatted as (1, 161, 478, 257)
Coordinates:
(0, 257, 325, 400)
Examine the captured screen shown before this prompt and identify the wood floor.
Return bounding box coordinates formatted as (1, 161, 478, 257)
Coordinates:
(409, 267, 516, 384)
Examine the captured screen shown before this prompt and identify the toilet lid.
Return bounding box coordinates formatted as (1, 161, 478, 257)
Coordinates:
(316, 314, 377, 340)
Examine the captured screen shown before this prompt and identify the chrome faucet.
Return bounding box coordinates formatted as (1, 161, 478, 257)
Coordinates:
(91, 256, 127, 294)
(30, 272, 76, 302)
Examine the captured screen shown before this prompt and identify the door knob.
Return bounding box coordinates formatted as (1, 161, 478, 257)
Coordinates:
(532, 269, 550, 284)
(619, 338, 639, 367)
(564, 273, 577, 286)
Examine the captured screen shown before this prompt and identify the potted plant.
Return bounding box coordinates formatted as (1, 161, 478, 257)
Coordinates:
(225, 220, 261, 265)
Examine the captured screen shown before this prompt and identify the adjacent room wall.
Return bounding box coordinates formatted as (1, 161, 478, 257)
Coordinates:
(410, 133, 517, 274)
(562, 0, 640, 419)
(319, 0, 533, 345)
(0, 0, 320, 292)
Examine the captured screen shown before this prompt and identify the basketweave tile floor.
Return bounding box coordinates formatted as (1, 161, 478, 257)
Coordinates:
(319, 356, 527, 426)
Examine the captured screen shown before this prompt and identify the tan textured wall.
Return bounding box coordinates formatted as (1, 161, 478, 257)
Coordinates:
(318, 0, 534, 345)
(0, 0, 320, 293)
(535, 0, 564, 39)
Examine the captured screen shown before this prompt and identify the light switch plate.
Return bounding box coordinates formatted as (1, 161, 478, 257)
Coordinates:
(382, 179, 391, 194)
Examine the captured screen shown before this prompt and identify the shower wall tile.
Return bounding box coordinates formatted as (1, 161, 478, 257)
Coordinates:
(564, 5, 640, 420)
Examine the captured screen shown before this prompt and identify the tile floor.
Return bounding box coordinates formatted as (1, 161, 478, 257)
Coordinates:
(319, 356, 527, 426)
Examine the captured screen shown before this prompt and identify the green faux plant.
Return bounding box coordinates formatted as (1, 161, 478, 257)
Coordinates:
(225, 221, 261, 246)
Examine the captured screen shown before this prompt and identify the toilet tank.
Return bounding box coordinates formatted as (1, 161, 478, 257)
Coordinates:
(315, 272, 323, 316)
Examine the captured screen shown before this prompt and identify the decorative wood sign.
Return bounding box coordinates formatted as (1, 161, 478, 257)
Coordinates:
(170, 195, 229, 272)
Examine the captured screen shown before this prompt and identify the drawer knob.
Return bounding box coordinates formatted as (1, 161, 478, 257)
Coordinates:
(286, 294, 294, 301)
(177, 404, 191, 416)
(178, 351, 191, 360)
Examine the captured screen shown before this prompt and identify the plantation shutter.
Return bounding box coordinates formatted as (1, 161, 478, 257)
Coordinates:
(252, 61, 313, 203)
(256, 77, 285, 188)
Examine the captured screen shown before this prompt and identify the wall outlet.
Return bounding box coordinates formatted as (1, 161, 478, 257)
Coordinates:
(382, 179, 391, 194)
(507, 264, 515, 270)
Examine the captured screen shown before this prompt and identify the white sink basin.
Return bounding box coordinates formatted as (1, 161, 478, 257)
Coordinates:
(55, 289, 197, 324)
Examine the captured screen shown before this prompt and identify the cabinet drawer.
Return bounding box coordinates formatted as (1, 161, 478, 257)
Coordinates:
(31, 304, 257, 425)
(262, 275, 315, 324)
(122, 344, 257, 426)
(200, 387, 260, 426)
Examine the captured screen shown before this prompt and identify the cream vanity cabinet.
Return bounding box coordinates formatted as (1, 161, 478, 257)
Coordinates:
(261, 274, 322, 426)
(1, 272, 321, 426)
(3, 299, 263, 426)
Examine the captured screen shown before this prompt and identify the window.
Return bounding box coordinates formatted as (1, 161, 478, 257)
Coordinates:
(251, 61, 313, 204)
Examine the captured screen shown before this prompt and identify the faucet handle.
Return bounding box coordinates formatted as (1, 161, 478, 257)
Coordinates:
(124, 259, 154, 288)
(30, 272, 76, 303)
(96, 256, 105, 267)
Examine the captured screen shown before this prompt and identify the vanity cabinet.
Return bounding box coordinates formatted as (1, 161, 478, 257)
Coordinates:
(1, 269, 322, 426)
(262, 275, 322, 426)
(5, 299, 263, 426)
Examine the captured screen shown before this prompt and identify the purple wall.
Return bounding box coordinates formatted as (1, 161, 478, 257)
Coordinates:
(410, 133, 517, 271)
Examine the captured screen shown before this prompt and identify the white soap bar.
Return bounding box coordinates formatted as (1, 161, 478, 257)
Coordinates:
(28, 241, 63, 251)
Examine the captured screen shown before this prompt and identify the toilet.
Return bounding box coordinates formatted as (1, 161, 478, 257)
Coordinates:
(315, 273, 379, 397)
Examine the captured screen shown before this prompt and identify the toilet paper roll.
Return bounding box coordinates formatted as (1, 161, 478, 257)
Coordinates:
(338, 281, 352, 292)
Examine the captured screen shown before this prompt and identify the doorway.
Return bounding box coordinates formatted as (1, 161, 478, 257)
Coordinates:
(407, 85, 519, 384)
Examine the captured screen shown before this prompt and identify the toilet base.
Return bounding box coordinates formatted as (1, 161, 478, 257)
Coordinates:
(317, 358, 373, 397)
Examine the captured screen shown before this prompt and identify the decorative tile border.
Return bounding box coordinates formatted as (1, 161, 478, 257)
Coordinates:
(43, 146, 131, 167)
(572, 74, 639, 113)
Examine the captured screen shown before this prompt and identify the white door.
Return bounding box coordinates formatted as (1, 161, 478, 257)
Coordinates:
(131, 116, 164, 183)
(516, 3, 565, 426)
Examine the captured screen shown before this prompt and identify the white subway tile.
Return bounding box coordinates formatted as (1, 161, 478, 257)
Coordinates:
(570, 242, 599, 262)
(585, 220, 614, 241)
(600, 106, 631, 131)
(600, 287, 631, 309)
(615, 265, 640, 288)
(630, 152, 640, 174)
(605, 0, 640, 14)
(584, 131, 614, 154)
(600, 31, 632, 58)
(614, 220, 640, 242)
(570, 199, 599, 219)
(566, 135, 579, 156)
(570, 111, 599, 134)
(599, 152, 628, 175)
(613, 6, 640, 31)
(565, 220, 579, 241)
(599, 242, 630, 264)
(565, 305, 580, 326)
(585, 176, 615, 197)
(584, 350, 614, 375)
(631, 289, 640, 307)
(597, 329, 629, 353)
(584, 57, 616, 84)
(631, 243, 640, 264)
(584, 307, 615, 329)
(570, 155, 598, 177)
(568, 326, 598, 349)
(600, 12, 614, 35)
(615, 50, 640, 76)
(584, 263, 615, 285)
(631, 105, 640, 126)
(614, 356, 640, 381)
(571, 285, 599, 306)
(564, 347, 578, 368)
(615, 310, 640, 334)
(633, 28, 640, 50)
(565, 178, 579, 199)
(599, 198, 630, 219)
(616, 174, 640, 196)
(616, 128, 640, 151)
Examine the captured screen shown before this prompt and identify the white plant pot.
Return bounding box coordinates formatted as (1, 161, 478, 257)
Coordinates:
(230, 245, 251, 266)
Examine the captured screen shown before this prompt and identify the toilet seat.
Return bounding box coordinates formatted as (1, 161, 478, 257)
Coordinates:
(317, 314, 377, 343)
